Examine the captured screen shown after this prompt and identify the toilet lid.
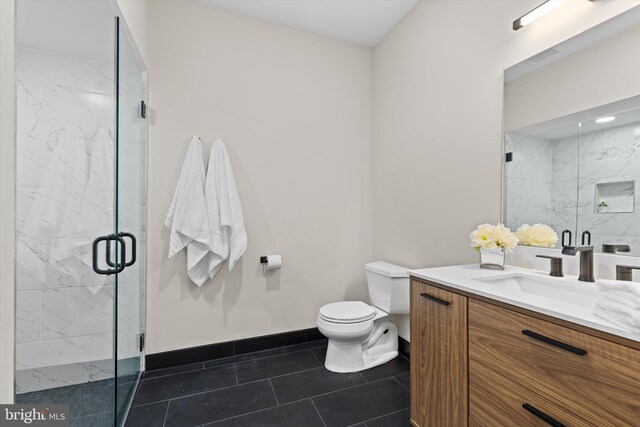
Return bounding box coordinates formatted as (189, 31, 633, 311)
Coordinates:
(319, 301, 377, 324)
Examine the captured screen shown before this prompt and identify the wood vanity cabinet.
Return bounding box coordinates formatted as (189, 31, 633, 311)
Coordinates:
(410, 279, 468, 427)
(410, 277, 640, 427)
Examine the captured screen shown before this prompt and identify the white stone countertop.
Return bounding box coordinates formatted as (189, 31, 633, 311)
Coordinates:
(409, 264, 640, 344)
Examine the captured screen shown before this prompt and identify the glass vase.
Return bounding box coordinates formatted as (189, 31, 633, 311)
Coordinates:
(479, 247, 505, 270)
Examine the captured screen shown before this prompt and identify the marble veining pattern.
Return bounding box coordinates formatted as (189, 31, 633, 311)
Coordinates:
(505, 133, 553, 230)
(15, 47, 118, 392)
(16, 291, 42, 344)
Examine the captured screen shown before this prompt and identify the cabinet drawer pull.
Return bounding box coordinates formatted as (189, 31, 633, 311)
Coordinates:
(522, 403, 566, 427)
(420, 293, 450, 306)
(522, 330, 587, 356)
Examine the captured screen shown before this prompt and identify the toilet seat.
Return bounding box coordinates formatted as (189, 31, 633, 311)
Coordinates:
(319, 301, 376, 324)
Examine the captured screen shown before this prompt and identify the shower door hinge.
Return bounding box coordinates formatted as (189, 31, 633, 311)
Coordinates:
(139, 100, 147, 119)
(139, 333, 146, 352)
(505, 152, 513, 162)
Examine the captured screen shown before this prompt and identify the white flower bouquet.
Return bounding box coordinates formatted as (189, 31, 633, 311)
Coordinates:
(515, 224, 558, 248)
(470, 223, 518, 270)
(469, 223, 519, 251)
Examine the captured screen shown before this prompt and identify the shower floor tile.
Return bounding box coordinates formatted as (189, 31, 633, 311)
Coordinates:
(16, 379, 115, 427)
(126, 341, 410, 427)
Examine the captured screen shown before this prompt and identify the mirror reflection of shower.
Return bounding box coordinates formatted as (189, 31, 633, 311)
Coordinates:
(504, 98, 640, 256)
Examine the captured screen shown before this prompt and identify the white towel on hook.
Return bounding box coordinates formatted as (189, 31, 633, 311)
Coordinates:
(165, 137, 212, 286)
(204, 138, 247, 277)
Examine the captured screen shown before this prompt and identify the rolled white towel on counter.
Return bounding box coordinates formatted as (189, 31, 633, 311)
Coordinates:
(592, 279, 640, 334)
(593, 292, 640, 334)
(596, 292, 639, 310)
(596, 279, 640, 298)
(595, 279, 640, 309)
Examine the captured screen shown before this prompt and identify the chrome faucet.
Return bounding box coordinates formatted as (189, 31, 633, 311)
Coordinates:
(561, 246, 595, 283)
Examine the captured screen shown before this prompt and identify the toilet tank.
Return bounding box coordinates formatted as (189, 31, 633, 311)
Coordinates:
(365, 261, 410, 314)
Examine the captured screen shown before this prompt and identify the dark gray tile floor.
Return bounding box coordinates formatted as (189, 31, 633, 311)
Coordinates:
(126, 339, 410, 427)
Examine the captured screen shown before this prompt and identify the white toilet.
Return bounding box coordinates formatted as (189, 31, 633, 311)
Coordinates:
(316, 261, 409, 373)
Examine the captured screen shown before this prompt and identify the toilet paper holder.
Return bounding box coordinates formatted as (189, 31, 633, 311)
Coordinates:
(260, 255, 282, 272)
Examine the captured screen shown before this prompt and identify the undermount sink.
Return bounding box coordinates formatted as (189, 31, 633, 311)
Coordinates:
(475, 273, 598, 307)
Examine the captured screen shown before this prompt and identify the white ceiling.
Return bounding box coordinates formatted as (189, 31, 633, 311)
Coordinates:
(196, 0, 419, 47)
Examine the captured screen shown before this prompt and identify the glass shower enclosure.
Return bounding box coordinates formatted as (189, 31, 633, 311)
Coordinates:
(14, 1, 147, 425)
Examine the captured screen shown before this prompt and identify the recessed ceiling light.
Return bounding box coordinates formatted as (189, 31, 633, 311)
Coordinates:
(595, 116, 616, 124)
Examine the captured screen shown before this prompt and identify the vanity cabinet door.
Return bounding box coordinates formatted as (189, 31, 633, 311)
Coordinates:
(410, 279, 468, 427)
(470, 359, 592, 427)
(469, 299, 640, 426)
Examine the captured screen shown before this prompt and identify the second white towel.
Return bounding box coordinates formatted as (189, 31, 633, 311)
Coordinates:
(204, 139, 248, 278)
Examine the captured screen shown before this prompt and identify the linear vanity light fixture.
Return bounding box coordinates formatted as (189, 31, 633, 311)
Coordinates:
(595, 116, 616, 124)
(513, 0, 567, 31)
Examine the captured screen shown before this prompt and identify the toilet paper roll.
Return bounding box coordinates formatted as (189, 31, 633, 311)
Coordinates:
(265, 255, 282, 271)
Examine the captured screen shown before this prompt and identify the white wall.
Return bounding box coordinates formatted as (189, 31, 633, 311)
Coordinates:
(146, 0, 374, 354)
(0, 0, 15, 404)
(116, 0, 148, 64)
(372, 0, 640, 271)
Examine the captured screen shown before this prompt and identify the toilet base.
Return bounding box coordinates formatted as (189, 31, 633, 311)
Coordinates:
(323, 320, 399, 373)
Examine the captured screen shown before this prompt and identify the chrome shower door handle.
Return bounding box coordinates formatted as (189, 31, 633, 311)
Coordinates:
(93, 234, 126, 275)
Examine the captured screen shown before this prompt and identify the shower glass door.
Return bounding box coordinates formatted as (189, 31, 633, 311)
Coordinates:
(14, 1, 119, 425)
(114, 16, 147, 425)
(14, 1, 146, 426)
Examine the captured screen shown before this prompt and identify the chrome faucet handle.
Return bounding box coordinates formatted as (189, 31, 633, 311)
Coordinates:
(616, 265, 640, 281)
(536, 255, 564, 277)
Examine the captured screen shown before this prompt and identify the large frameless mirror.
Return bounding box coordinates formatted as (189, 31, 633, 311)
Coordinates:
(503, 6, 640, 257)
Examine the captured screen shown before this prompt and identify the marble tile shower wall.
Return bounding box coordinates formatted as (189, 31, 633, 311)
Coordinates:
(505, 134, 554, 230)
(576, 123, 640, 256)
(15, 47, 118, 393)
(549, 136, 579, 237)
(507, 123, 640, 255)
